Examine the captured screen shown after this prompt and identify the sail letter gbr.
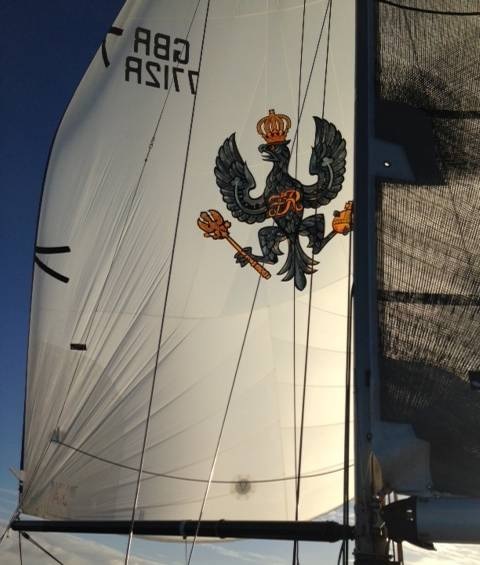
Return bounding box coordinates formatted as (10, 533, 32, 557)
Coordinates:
(125, 28, 198, 94)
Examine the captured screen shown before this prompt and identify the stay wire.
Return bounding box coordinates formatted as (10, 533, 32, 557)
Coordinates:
(186, 277, 262, 565)
(292, 3, 307, 565)
(290, 0, 332, 154)
(0, 506, 20, 546)
(20, 532, 64, 565)
(20, 0, 204, 515)
(18, 531, 23, 565)
(322, 0, 333, 120)
(294, 0, 333, 544)
(123, 1, 211, 563)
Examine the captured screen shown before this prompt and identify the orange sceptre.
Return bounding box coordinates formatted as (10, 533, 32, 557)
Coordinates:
(197, 209, 271, 280)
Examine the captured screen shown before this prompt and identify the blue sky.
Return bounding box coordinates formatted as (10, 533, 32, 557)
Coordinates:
(0, 0, 123, 501)
(1, 1, 480, 564)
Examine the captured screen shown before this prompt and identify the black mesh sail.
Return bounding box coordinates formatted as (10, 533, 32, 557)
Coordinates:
(376, 0, 480, 496)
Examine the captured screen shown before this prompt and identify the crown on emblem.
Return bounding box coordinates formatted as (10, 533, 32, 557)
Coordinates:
(256, 109, 291, 144)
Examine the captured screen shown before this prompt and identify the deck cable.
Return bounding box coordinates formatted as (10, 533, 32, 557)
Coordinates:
(0, 505, 20, 546)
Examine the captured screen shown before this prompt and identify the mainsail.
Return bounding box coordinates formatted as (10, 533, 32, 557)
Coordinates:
(374, 0, 480, 500)
(21, 0, 354, 534)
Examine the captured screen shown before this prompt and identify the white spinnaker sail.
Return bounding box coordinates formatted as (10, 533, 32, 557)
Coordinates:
(23, 0, 354, 522)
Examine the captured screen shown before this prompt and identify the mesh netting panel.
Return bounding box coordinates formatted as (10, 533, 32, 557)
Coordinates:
(377, 0, 480, 495)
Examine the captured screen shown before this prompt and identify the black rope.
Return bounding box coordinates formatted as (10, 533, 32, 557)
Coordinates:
(292, 3, 307, 565)
(20, 532, 64, 565)
(124, 1, 211, 563)
(379, 0, 480, 17)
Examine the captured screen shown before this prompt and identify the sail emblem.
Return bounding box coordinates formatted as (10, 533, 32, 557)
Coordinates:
(198, 110, 351, 291)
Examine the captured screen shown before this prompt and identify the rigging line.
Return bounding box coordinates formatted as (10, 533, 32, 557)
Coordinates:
(186, 276, 262, 565)
(378, 0, 480, 17)
(0, 505, 20, 546)
(292, 4, 307, 565)
(294, 0, 334, 531)
(321, 0, 333, 120)
(336, 541, 345, 565)
(290, 0, 332, 154)
(52, 439, 351, 482)
(18, 531, 23, 565)
(342, 234, 353, 565)
(20, 532, 64, 565)
(123, 1, 212, 564)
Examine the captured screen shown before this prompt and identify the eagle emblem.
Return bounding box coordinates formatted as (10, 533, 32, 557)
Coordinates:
(198, 109, 352, 291)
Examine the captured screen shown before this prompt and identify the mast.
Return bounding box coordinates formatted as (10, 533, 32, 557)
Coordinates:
(353, 1, 387, 563)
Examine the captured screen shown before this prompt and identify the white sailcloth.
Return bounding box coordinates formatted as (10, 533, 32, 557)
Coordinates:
(23, 0, 354, 523)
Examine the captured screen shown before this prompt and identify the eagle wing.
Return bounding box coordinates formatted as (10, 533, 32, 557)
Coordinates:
(214, 134, 268, 224)
(303, 117, 347, 208)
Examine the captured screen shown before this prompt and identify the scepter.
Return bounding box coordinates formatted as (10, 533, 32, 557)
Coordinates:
(197, 209, 271, 280)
